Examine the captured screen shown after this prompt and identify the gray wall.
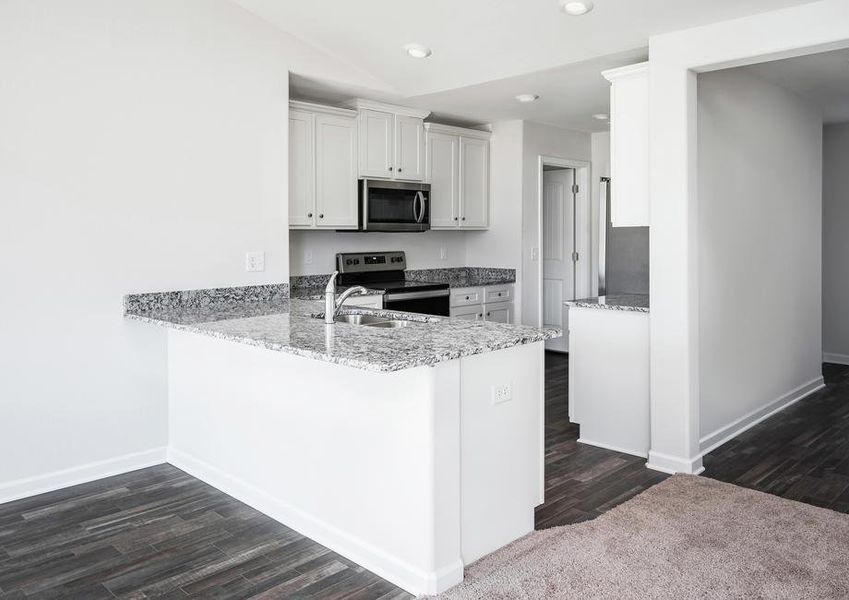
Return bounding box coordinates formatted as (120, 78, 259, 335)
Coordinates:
(823, 123, 849, 360)
(606, 225, 649, 295)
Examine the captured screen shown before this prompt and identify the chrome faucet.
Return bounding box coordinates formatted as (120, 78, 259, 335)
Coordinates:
(324, 271, 369, 324)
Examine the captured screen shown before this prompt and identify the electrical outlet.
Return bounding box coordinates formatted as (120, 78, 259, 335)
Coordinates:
(440, 247, 447, 260)
(304, 250, 313, 265)
(492, 383, 512, 405)
(245, 251, 265, 272)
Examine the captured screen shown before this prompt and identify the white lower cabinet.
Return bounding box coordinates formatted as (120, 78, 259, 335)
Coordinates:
(450, 284, 514, 324)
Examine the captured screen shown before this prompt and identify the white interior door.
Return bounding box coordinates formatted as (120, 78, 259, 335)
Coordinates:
(543, 168, 575, 352)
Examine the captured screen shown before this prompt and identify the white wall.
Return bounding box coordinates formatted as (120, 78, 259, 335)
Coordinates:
(521, 121, 591, 327)
(823, 123, 849, 362)
(290, 230, 467, 275)
(697, 68, 823, 447)
(467, 120, 524, 317)
(0, 0, 363, 496)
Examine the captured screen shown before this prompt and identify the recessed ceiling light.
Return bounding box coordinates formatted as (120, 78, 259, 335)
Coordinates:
(592, 113, 609, 120)
(404, 43, 432, 59)
(560, 0, 594, 16)
(516, 94, 540, 103)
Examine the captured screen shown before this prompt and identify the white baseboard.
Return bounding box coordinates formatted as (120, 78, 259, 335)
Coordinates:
(699, 376, 825, 457)
(167, 447, 462, 596)
(577, 437, 647, 459)
(0, 447, 167, 505)
(823, 353, 849, 366)
(646, 450, 704, 475)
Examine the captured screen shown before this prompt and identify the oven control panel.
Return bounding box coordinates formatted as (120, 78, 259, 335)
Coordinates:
(336, 251, 406, 273)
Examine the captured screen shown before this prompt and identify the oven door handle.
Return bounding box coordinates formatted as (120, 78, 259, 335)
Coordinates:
(384, 289, 449, 301)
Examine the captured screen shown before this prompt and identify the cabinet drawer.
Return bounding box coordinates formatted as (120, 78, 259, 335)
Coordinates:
(450, 304, 484, 321)
(484, 303, 513, 324)
(450, 287, 482, 307)
(485, 286, 512, 304)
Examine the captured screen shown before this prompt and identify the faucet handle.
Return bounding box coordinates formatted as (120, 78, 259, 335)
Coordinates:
(325, 271, 339, 293)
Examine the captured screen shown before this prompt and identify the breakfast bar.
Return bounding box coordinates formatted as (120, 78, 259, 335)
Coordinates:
(125, 284, 559, 596)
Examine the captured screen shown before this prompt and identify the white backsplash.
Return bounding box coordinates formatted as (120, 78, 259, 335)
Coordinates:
(289, 230, 468, 275)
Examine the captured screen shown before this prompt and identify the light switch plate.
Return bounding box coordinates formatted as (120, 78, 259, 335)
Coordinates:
(245, 251, 265, 272)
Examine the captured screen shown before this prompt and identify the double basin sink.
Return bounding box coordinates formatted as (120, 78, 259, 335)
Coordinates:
(334, 314, 419, 329)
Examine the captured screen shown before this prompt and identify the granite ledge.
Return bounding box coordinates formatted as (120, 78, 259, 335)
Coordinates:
(565, 294, 650, 313)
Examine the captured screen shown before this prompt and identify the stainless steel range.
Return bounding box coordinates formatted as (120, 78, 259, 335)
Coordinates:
(335, 251, 450, 316)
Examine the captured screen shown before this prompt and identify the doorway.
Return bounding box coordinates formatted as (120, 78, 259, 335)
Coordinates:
(538, 157, 590, 352)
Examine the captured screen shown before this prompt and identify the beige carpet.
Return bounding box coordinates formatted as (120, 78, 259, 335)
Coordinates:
(431, 475, 849, 599)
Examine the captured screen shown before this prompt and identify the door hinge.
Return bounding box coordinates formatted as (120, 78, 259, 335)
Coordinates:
(572, 251, 580, 262)
(571, 184, 579, 194)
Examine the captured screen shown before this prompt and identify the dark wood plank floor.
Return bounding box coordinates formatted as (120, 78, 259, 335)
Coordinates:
(2, 353, 848, 598)
(704, 362, 849, 511)
(535, 352, 667, 528)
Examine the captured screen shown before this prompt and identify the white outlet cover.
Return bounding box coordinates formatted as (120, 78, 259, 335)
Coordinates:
(304, 250, 313, 265)
(245, 251, 265, 272)
(492, 383, 512, 405)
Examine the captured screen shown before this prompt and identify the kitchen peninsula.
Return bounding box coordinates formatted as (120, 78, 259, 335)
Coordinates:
(125, 284, 559, 596)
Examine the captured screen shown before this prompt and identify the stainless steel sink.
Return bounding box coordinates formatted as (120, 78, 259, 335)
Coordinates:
(335, 314, 387, 325)
(334, 314, 419, 328)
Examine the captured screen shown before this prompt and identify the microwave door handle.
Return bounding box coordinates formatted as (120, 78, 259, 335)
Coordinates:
(414, 191, 425, 223)
(412, 191, 420, 223)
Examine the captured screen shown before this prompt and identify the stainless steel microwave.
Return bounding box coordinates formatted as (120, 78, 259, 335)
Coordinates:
(358, 179, 431, 232)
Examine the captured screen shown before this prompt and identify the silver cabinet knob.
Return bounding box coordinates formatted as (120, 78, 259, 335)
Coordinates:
(307, 212, 313, 218)
(454, 217, 459, 221)
(388, 166, 393, 171)
(319, 214, 324, 219)
(398, 168, 402, 172)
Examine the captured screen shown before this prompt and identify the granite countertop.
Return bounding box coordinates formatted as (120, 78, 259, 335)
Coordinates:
(289, 268, 515, 300)
(125, 287, 559, 373)
(565, 294, 650, 313)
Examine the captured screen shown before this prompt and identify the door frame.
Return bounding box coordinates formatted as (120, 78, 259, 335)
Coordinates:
(536, 156, 591, 330)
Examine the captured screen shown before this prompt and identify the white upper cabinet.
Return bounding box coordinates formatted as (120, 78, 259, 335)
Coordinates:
(314, 113, 358, 228)
(289, 101, 358, 230)
(426, 131, 459, 227)
(602, 62, 649, 227)
(288, 108, 314, 228)
(425, 123, 490, 230)
(358, 109, 393, 179)
(459, 136, 489, 228)
(351, 100, 429, 182)
(394, 115, 425, 180)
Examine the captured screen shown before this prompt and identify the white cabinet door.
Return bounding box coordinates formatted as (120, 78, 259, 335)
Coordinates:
(359, 109, 393, 178)
(315, 113, 358, 229)
(394, 115, 424, 181)
(460, 136, 489, 228)
(288, 109, 315, 228)
(426, 131, 460, 228)
(451, 304, 484, 321)
(605, 63, 649, 227)
(485, 304, 513, 324)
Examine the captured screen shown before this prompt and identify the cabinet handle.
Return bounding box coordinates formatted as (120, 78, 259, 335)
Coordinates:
(319, 214, 324, 219)
(398, 168, 402, 173)
(465, 296, 470, 300)
(462, 217, 466, 221)
(307, 212, 313, 218)
(454, 217, 459, 221)
(487, 312, 491, 317)
(388, 166, 393, 171)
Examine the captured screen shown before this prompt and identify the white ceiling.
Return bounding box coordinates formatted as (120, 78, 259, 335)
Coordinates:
(745, 48, 849, 124)
(238, 0, 820, 131)
(234, 0, 816, 97)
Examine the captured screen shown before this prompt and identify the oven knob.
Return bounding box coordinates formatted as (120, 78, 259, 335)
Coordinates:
(346, 259, 353, 265)
(354, 259, 360, 264)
